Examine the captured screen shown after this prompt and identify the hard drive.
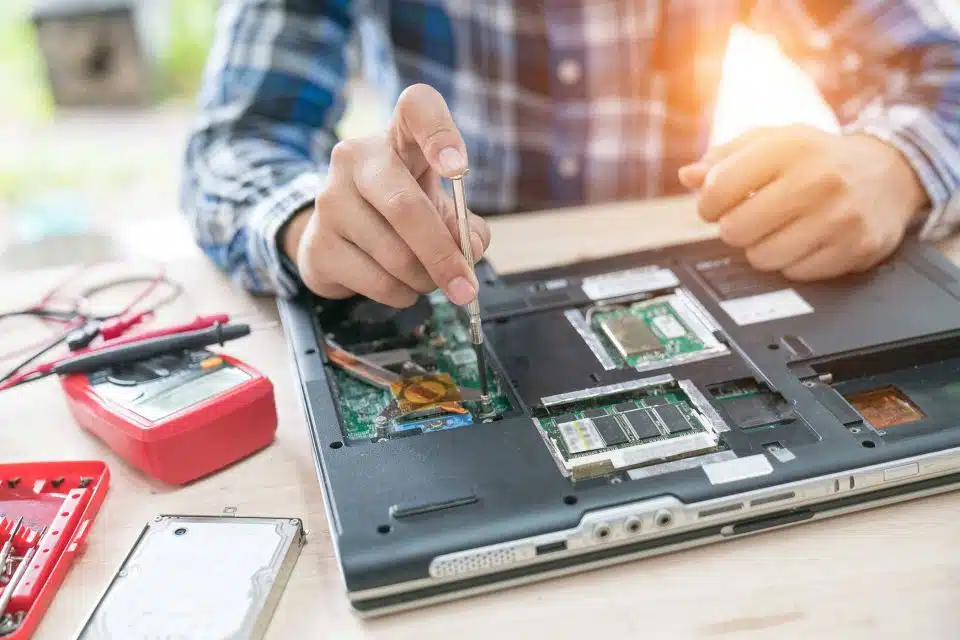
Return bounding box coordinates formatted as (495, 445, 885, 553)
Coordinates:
(73, 515, 305, 640)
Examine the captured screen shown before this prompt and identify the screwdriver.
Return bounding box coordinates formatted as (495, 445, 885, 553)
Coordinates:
(450, 170, 491, 407)
(0, 518, 22, 579)
(0, 545, 35, 617)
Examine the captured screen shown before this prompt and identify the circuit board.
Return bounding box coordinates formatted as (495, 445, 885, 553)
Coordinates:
(575, 292, 728, 375)
(331, 294, 512, 442)
(534, 381, 725, 480)
(592, 300, 708, 368)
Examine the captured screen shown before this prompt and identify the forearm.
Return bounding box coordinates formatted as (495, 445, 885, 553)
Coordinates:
(279, 203, 313, 265)
(179, 0, 352, 297)
(180, 124, 327, 297)
(845, 101, 960, 240)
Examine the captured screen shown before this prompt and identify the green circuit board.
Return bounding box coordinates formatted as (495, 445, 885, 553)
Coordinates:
(538, 392, 702, 459)
(592, 300, 710, 368)
(533, 381, 725, 480)
(331, 295, 512, 442)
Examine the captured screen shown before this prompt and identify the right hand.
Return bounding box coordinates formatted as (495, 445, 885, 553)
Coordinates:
(282, 84, 490, 308)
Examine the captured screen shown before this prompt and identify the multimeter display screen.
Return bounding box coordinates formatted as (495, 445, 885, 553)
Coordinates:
(131, 366, 251, 422)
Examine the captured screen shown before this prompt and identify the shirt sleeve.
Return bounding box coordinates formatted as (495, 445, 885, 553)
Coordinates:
(179, 0, 354, 297)
(749, 0, 960, 240)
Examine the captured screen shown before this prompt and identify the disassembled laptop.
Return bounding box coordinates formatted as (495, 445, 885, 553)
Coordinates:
(284, 200, 960, 614)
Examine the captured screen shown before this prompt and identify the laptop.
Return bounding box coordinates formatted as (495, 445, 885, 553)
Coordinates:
(278, 236, 960, 615)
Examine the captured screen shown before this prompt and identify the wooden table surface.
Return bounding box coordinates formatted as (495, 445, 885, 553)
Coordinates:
(1, 196, 958, 639)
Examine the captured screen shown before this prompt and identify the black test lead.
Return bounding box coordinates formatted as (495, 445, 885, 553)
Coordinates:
(450, 170, 491, 408)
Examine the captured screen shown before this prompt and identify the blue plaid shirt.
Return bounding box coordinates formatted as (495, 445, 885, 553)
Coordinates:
(180, 0, 960, 297)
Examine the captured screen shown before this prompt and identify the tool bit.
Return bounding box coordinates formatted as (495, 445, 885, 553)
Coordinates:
(0, 519, 22, 581)
(0, 545, 34, 616)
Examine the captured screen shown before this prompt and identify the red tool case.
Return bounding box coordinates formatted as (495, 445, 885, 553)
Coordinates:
(0, 461, 109, 639)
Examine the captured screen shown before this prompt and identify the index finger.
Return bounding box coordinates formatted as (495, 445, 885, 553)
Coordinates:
(354, 148, 477, 305)
(697, 136, 794, 222)
(390, 83, 468, 180)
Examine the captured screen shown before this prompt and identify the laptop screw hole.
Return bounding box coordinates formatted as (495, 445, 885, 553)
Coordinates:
(625, 517, 642, 533)
(330, 441, 343, 449)
(377, 524, 391, 535)
(862, 440, 876, 448)
(563, 495, 578, 505)
(655, 510, 673, 527)
(305, 348, 317, 355)
(767, 344, 779, 350)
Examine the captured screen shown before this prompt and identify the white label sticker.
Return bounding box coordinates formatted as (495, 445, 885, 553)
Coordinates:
(581, 266, 680, 301)
(557, 419, 605, 454)
(543, 278, 568, 291)
(627, 450, 737, 480)
(703, 454, 774, 485)
(651, 313, 687, 339)
(718, 289, 814, 326)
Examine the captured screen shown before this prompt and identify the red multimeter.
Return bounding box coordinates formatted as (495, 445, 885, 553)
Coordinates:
(59, 349, 277, 484)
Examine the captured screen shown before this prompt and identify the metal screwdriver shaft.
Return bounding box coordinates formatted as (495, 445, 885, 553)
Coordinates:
(0, 545, 35, 617)
(0, 518, 22, 579)
(450, 170, 491, 405)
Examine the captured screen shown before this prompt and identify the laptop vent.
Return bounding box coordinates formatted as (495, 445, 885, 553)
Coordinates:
(429, 545, 529, 578)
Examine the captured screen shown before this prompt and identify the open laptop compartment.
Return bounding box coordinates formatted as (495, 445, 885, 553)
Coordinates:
(277, 238, 960, 613)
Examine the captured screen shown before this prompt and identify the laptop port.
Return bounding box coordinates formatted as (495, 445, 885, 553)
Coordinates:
(593, 523, 611, 540)
(535, 541, 568, 555)
(655, 510, 673, 527)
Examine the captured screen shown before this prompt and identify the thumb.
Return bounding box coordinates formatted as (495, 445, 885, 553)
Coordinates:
(389, 83, 468, 180)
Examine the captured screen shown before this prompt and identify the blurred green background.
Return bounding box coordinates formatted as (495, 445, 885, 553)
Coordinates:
(0, 0, 219, 211)
(0, 0, 218, 122)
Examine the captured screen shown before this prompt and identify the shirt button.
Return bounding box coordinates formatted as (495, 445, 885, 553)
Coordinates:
(557, 58, 582, 85)
(557, 155, 580, 178)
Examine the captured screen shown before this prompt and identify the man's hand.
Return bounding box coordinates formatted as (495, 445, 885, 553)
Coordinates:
(678, 125, 930, 281)
(281, 84, 489, 307)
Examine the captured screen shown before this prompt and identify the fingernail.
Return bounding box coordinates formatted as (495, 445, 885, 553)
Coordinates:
(439, 147, 467, 176)
(447, 276, 476, 305)
(471, 231, 485, 260)
(704, 166, 719, 188)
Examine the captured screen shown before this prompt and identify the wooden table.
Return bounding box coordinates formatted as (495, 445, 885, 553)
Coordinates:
(1, 196, 958, 639)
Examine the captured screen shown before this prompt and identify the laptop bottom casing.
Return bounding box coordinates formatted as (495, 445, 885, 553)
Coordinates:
(278, 238, 960, 615)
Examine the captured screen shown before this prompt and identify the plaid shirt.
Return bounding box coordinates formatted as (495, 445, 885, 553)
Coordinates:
(180, 0, 960, 297)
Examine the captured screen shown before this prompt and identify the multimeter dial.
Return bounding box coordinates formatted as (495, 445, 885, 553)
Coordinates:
(89, 349, 251, 422)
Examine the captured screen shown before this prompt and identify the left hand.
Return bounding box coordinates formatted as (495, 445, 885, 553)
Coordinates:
(678, 125, 930, 281)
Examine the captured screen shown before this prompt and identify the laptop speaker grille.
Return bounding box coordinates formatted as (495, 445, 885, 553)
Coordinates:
(429, 545, 530, 578)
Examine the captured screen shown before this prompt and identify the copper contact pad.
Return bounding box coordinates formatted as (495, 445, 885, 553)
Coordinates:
(845, 386, 925, 429)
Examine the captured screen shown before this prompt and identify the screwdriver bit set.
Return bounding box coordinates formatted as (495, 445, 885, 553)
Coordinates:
(0, 462, 109, 639)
